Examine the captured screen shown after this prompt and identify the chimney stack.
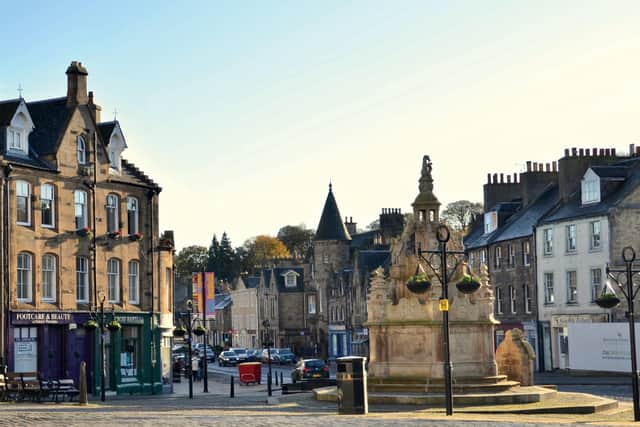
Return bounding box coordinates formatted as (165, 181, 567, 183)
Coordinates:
(66, 61, 89, 107)
(88, 91, 101, 123)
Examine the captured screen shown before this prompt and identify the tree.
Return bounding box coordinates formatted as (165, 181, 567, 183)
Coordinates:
(217, 232, 236, 281)
(206, 234, 220, 273)
(277, 224, 315, 259)
(440, 200, 483, 233)
(175, 245, 208, 280)
(243, 235, 290, 269)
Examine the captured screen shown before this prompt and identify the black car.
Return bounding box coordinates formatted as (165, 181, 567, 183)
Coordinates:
(218, 351, 239, 367)
(291, 358, 330, 382)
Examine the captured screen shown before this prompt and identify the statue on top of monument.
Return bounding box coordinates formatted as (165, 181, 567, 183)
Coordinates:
(422, 155, 432, 178)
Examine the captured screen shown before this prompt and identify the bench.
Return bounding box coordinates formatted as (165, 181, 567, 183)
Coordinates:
(5, 372, 24, 401)
(0, 374, 6, 401)
(49, 379, 80, 402)
(20, 372, 46, 402)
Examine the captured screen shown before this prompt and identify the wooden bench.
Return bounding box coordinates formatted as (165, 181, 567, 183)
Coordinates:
(49, 379, 80, 402)
(5, 372, 23, 401)
(0, 373, 7, 401)
(20, 372, 45, 401)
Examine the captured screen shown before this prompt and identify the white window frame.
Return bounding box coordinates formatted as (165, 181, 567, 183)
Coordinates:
(285, 273, 296, 288)
(308, 294, 316, 314)
(17, 252, 32, 302)
(74, 190, 88, 229)
(41, 183, 55, 228)
(591, 268, 602, 302)
(496, 287, 504, 314)
(509, 285, 517, 314)
(16, 180, 31, 226)
(582, 176, 600, 204)
(523, 241, 531, 266)
(566, 224, 577, 253)
(127, 197, 139, 234)
(544, 272, 554, 304)
(106, 194, 119, 233)
(108, 258, 121, 303)
(480, 249, 487, 266)
(42, 254, 57, 302)
(543, 229, 553, 255)
(7, 126, 27, 154)
(77, 136, 87, 165)
(508, 244, 516, 267)
(523, 284, 532, 314)
(590, 221, 601, 250)
(494, 246, 502, 269)
(128, 260, 139, 304)
(484, 211, 497, 234)
(567, 270, 577, 304)
(76, 256, 89, 303)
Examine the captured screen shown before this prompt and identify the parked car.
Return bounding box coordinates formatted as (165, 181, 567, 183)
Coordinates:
(260, 348, 278, 363)
(291, 359, 330, 382)
(261, 348, 296, 364)
(246, 349, 261, 362)
(194, 344, 216, 362)
(218, 351, 239, 367)
(230, 348, 248, 362)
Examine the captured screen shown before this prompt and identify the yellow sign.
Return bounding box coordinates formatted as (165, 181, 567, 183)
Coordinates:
(439, 299, 449, 312)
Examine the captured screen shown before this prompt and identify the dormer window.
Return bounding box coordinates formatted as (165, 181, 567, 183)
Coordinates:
(581, 169, 601, 205)
(5, 101, 34, 156)
(484, 211, 497, 234)
(284, 271, 298, 288)
(107, 123, 127, 174)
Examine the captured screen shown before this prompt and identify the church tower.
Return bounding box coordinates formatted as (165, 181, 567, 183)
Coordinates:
(312, 183, 351, 359)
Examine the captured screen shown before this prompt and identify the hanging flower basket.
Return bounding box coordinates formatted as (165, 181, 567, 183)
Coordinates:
(173, 326, 187, 337)
(108, 230, 122, 239)
(106, 320, 121, 331)
(194, 326, 207, 336)
(456, 274, 481, 294)
(84, 319, 99, 330)
(76, 227, 92, 238)
(129, 232, 143, 242)
(406, 274, 432, 294)
(595, 293, 621, 309)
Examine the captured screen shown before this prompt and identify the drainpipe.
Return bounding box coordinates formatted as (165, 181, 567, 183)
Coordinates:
(1, 164, 12, 366)
(531, 227, 545, 372)
(148, 189, 157, 394)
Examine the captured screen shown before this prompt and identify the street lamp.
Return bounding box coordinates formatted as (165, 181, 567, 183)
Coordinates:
(602, 246, 640, 422)
(408, 224, 479, 416)
(177, 299, 195, 399)
(87, 292, 116, 402)
(262, 319, 273, 397)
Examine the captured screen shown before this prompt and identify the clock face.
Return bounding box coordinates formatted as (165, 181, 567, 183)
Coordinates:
(436, 225, 450, 243)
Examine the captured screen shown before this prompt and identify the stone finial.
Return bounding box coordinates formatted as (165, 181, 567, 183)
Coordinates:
(367, 267, 388, 322)
(495, 328, 535, 386)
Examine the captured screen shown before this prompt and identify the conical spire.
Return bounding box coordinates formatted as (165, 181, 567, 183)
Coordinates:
(315, 183, 351, 241)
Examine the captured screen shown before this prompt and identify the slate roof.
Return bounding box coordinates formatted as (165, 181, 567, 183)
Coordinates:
(464, 202, 520, 249)
(244, 276, 260, 289)
(214, 293, 232, 310)
(0, 99, 20, 126)
(273, 267, 305, 292)
(315, 184, 351, 241)
(26, 97, 71, 156)
(97, 121, 116, 145)
(358, 250, 390, 272)
(350, 230, 379, 250)
(590, 165, 629, 180)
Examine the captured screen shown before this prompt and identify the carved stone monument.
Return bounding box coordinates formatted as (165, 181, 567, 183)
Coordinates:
(495, 329, 535, 386)
(366, 155, 510, 392)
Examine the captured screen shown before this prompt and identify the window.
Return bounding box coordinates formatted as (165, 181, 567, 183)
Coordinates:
(480, 249, 487, 266)
(590, 221, 601, 249)
(76, 257, 89, 303)
(128, 260, 139, 304)
(544, 272, 554, 304)
(567, 271, 577, 304)
(74, 190, 88, 229)
(8, 127, 25, 152)
(494, 246, 502, 269)
(484, 211, 497, 234)
(41, 184, 54, 227)
(523, 284, 532, 313)
(582, 177, 600, 204)
(523, 241, 531, 266)
(16, 180, 30, 225)
(77, 136, 87, 165)
(106, 194, 119, 233)
(496, 287, 504, 314)
(591, 268, 602, 302)
(543, 229, 553, 255)
(42, 254, 56, 302)
(509, 285, 516, 313)
(285, 272, 296, 288)
(17, 252, 32, 302)
(308, 295, 316, 314)
(120, 326, 139, 377)
(508, 244, 516, 267)
(322, 253, 329, 264)
(566, 224, 577, 252)
(127, 197, 139, 234)
(108, 258, 121, 303)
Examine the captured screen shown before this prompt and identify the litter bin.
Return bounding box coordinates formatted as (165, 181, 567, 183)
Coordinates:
(336, 356, 368, 415)
(238, 362, 262, 385)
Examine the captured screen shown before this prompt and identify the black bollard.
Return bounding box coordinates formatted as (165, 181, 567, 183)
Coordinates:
(280, 371, 284, 385)
(275, 372, 279, 386)
(230, 375, 235, 398)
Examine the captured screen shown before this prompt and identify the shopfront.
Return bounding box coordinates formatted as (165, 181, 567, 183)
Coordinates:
(8, 311, 93, 387)
(92, 312, 162, 396)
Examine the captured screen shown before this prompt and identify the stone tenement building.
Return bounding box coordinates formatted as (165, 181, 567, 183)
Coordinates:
(465, 146, 640, 371)
(0, 62, 174, 395)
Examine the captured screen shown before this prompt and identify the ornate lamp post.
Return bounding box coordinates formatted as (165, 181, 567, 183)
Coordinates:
(408, 224, 480, 416)
(262, 319, 273, 397)
(601, 246, 640, 421)
(87, 292, 119, 402)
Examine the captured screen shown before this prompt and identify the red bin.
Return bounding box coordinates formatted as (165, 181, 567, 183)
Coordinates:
(238, 362, 262, 385)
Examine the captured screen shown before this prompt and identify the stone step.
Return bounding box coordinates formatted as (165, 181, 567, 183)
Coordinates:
(368, 380, 520, 394)
(368, 375, 510, 386)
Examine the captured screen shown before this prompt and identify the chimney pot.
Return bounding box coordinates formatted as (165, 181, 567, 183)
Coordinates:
(546, 163, 550, 172)
(500, 173, 504, 183)
(585, 148, 590, 156)
(487, 173, 491, 184)
(579, 148, 584, 157)
(526, 161, 532, 172)
(513, 172, 518, 183)
(572, 147, 578, 156)
(66, 61, 89, 107)
(553, 161, 557, 172)
(600, 149, 605, 156)
(605, 149, 611, 156)
(507, 175, 511, 183)
(564, 148, 570, 157)
(493, 173, 498, 183)
(630, 144, 635, 156)
(636, 146, 640, 155)
(612, 148, 616, 156)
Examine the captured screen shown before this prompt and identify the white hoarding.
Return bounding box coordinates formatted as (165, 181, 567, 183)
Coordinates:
(569, 322, 640, 372)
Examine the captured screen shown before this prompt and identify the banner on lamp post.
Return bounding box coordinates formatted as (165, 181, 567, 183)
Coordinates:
(205, 272, 216, 320)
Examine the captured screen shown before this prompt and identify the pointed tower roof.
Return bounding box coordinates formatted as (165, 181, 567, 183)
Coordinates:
(315, 183, 352, 241)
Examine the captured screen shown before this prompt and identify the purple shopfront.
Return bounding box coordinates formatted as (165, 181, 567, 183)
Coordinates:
(8, 311, 94, 385)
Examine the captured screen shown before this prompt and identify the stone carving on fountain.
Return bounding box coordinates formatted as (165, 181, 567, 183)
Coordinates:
(365, 155, 515, 393)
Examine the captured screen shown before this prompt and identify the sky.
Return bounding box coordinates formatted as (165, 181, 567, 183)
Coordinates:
(2, 1, 640, 251)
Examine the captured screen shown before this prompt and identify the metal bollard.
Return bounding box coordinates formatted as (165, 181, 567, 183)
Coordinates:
(275, 372, 279, 386)
(230, 375, 235, 398)
(280, 371, 284, 385)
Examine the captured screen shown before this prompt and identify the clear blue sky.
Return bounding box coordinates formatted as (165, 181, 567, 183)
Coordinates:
(3, 1, 640, 250)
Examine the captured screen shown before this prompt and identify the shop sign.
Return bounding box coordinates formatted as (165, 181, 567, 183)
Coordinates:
(12, 311, 73, 324)
(115, 315, 145, 325)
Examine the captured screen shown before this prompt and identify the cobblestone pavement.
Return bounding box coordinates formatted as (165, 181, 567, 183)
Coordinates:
(0, 374, 632, 427)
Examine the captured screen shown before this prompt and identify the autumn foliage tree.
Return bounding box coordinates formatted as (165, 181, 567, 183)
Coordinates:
(243, 235, 290, 270)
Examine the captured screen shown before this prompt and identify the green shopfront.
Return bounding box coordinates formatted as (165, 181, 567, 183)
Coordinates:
(92, 312, 162, 396)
